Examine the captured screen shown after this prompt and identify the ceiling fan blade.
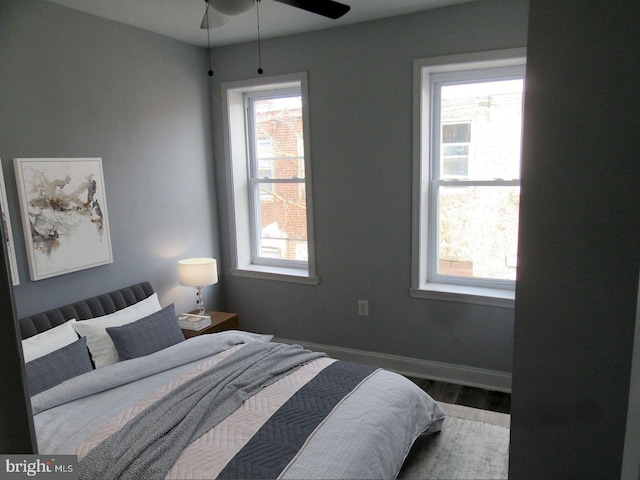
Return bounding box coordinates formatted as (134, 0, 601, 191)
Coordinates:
(273, 0, 350, 19)
(205, 0, 255, 16)
(200, 7, 229, 29)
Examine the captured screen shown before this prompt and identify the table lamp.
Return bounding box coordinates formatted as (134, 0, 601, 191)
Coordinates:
(177, 257, 218, 315)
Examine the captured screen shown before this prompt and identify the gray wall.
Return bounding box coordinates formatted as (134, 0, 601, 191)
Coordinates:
(0, 0, 220, 318)
(212, 0, 529, 374)
(0, 237, 36, 452)
(510, 0, 639, 477)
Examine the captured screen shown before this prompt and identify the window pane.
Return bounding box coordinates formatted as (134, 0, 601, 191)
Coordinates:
(253, 97, 304, 180)
(442, 157, 468, 177)
(443, 145, 469, 156)
(256, 182, 308, 261)
(441, 122, 470, 178)
(438, 186, 519, 280)
(440, 79, 523, 181)
(442, 123, 470, 143)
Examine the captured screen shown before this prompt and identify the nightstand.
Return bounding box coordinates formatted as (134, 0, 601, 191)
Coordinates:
(181, 310, 239, 339)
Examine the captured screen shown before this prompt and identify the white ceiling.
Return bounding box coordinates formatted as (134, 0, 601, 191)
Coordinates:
(43, 0, 477, 47)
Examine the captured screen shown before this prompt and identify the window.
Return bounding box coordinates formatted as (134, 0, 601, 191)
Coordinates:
(222, 73, 318, 284)
(411, 49, 526, 307)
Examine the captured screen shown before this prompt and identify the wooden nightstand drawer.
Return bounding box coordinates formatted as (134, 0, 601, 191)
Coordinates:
(181, 311, 239, 338)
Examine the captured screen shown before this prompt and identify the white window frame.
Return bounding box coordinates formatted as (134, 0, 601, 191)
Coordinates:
(222, 72, 319, 285)
(245, 86, 307, 268)
(410, 48, 526, 307)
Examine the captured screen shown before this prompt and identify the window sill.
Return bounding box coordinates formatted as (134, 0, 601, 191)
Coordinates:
(231, 265, 320, 285)
(410, 283, 515, 308)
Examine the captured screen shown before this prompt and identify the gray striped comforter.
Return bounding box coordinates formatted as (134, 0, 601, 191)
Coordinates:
(33, 332, 445, 479)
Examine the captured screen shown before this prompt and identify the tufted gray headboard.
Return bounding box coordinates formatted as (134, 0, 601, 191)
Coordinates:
(18, 282, 155, 340)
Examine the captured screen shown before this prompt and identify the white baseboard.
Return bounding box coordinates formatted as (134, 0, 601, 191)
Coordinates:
(274, 337, 512, 393)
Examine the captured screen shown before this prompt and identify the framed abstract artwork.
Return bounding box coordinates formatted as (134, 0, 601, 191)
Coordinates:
(0, 160, 20, 285)
(14, 158, 113, 281)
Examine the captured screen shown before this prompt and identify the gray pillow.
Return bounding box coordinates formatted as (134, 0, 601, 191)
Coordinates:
(25, 337, 93, 396)
(106, 304, 184, 361)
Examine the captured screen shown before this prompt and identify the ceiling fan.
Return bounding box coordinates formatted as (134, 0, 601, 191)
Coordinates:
(200, 0, 350, 76)
(200, 0, 351, 29)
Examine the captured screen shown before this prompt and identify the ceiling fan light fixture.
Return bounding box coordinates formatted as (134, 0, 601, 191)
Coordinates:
(206, 0, 255, 16)
(200, 8, 229, 29)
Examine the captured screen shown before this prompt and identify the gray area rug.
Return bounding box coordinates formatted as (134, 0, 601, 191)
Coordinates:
(398, 402, 510, 479)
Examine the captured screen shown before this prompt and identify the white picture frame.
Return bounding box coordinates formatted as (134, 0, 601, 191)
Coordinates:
(0, 160, 20, 285)
(14, 157, 113, 281)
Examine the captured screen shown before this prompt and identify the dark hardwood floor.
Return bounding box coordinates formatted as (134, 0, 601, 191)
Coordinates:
(406, 377, 511, 414)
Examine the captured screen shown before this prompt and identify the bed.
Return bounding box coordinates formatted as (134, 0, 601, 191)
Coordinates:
(19, 282, 447, 479)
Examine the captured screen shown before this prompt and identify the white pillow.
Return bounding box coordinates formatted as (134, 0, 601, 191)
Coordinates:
(72, 293, 162, 369)
(22, 319, 79, 363)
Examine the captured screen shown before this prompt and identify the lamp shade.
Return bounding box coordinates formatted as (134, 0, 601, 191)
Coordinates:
(177, 258, 218, 287)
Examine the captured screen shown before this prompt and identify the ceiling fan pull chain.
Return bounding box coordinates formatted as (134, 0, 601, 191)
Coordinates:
(206, 4, 214, 76)
(256, 0, 263, 75)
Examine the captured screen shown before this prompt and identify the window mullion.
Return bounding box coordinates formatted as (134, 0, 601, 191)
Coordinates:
(431, 80, 443, 181)
(433, 179, 520, 187)
(249, 179, 262, 265)
(252, 178, 304, 184)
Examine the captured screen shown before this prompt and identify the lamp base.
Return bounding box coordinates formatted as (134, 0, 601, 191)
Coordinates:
(195, 286, 205, 315)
